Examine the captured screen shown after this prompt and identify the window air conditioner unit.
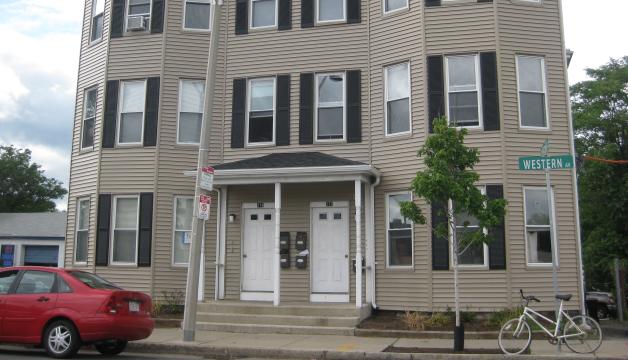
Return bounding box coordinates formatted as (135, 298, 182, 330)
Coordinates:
(127, 15, 147, 31)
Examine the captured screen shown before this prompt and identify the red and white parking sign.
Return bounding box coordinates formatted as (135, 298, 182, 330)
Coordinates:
(198, 194, 212, 220)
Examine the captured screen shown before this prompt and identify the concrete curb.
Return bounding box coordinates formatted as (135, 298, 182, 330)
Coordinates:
(126, 341, 625, 360)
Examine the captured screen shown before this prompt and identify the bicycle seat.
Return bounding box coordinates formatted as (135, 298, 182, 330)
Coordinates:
(555, 294, 572, 301)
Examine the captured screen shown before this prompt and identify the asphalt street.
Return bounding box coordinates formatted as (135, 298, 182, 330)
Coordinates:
(0, 346, 206, 360)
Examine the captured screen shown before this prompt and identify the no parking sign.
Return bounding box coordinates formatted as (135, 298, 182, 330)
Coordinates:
(198, 194, 211, 220)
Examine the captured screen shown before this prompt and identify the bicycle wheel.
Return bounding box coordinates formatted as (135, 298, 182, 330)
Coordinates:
(563, 315, 602, 354)
(498, 318, 532, 355)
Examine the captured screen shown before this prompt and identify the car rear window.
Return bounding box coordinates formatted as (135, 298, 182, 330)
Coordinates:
(69, 271, 120, 290)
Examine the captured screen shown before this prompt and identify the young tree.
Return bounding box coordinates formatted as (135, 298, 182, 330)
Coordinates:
(0, 145, 67, 212)
(400, 118, 507, 350)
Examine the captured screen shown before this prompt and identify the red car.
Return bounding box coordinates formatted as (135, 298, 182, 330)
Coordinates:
(0, 266, 154, 358)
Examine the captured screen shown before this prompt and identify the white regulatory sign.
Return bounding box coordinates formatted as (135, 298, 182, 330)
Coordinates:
(200, 166, 215, 191)
(198, 194, 212, 220)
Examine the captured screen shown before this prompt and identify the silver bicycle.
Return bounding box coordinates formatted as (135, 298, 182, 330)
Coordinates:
(498, 289, 602, 355)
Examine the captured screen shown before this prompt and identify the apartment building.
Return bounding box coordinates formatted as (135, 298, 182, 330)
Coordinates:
(65, 0, 583, 320)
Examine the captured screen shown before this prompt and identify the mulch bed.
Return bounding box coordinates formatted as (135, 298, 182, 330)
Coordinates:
(358, 310, 501, 332)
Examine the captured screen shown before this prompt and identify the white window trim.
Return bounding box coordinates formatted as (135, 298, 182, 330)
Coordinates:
(80, 86, 98, 151)
(516, 55, 550, 130)
(444, 54, 483, 130)
(316, 0, 347, 24)
(110, 195, 140, 266)
(249, 0, 278, 30)
(449, 186, 489, 270)
(182, 0, 212, 31)
(90, 0, 105, 43)
(116, 80, 147, 146)
(74, 197, 91, 265)
(125, 0, 152, 32)
(385, 191, 414, 269)
(176, 79, 205, 145)
(523, 186, 558, 268)
(382, 0, 408, 15)
(172, 196, 194, 267)
(245, 77, 276, 147)
(384, 62, 412, 137)
(314, 72, 346, 143)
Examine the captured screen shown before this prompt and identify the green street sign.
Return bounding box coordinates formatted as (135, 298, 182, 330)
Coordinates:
(519, 155, 574, 171)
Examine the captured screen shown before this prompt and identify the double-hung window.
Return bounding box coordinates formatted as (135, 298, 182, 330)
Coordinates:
(81, 87, 97, 149)
(247, 78, 275, 145)
(111, 196, 139, 265)
(251, 0, 277, 29)
(173, 197, 194, 266)
(75, 198, 90, 264)
(127, 0, 151, 30)
(452, 188, 488, 267)
(178, 80, 205, 144)
(524, 187, 555, 265)
(445, 54, 482, 128)
(184, 0, 211, 30)
(517, 55, 548, 128)
(383, 0, 408, 14)
(117, 80, 146, 145)
(386, 193, 413, 267)
(91, 0, 105, 42)
(317, 0, 345, 23)
(316, 73, 345, 141)
(385, 62, 411, 135)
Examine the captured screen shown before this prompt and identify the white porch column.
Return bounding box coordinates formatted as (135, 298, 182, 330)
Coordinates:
(274, 183, 281, 306)
(364, 183, 373, 304)
(354, 179, 362, 308)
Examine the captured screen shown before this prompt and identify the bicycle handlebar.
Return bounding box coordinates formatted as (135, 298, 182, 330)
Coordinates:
(519, 289, 541, 305)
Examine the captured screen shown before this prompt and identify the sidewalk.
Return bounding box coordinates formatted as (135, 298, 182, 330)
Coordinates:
(128, 328, 628, 359)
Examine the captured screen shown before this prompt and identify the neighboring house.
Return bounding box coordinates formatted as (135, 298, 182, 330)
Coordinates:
(65, 0, 583, 323)
(0, 213, 66, 268)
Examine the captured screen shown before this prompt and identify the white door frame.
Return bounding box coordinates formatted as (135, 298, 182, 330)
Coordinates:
(309, 201, 350, 303)
(240, 202, 275, 301)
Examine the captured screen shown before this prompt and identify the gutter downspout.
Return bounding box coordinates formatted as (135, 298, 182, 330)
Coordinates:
(369, 173, 381, 309)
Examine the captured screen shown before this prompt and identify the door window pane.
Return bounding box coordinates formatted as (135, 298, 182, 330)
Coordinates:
(248, 78, 275, 144)
(185, 0, 211, 29)
(252, 0, 276, 28)
(318, 0, 344, 21)
(16, 271, 55, 294)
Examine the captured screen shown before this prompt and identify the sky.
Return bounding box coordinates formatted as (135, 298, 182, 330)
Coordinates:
(0, 0, 627, 212)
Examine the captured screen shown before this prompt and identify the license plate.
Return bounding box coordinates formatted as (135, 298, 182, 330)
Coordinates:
(129, 301, 140, 312)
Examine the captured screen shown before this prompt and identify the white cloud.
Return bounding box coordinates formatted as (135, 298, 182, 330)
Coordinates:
(0, 65, 29, 120)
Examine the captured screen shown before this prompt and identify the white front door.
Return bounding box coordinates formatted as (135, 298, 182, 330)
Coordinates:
(311, 206, 349, 301)
(242, 207, 275, 295)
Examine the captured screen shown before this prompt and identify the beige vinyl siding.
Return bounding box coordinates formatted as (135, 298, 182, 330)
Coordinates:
(107, 35, 163, 78)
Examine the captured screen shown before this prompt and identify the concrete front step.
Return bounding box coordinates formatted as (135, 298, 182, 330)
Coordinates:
(196, 321, 356, 336)
(196, 312, 360, 327)
(197, 301, 367, 318)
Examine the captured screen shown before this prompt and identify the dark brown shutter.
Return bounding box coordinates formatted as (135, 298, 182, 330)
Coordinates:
(301, 0, 314, 28)
(96, 194, 112, 266)
(235, 0, 248, 35)
(102, 80, 119, 148)
(487, 185, 506, 270)
(425, 0, 441, 7)
(299, 73, 314, 144)
(231, 78, 246, 148)
(346, 70, 362, 143)
(478, 0, 493, 3)
(431, 202, 449, 270)
(151, 0, 164, 33)
(427, 55, 445, 133)
(110, 0, 125, 38)
(347, 0, 361, 24)
(144, 77, 160, 147)
(276, 75, 291, 146)
(278, 0, 292, 30)
(138, 193, 153, 267)
(481, 52, 500, 131)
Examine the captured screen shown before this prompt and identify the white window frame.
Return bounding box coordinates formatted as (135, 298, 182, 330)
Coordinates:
(116, 80, 146, 146)
(172, 196, 194, 267)
(249, 0, 278, 30)
(80, 86, 98, 150)
(183, 0, 212, 31)
(523, 186, 557, 267)
(125, 0, 152, 32)
(382, 0, 408, 15)
(245, 77, 276, 147)
(90, 0, 106, 43)
(74, 197, 91, 265)
(385, 192, 414, 269)
(444, 54, 483, 129)
(314, 72, 346, 143)
(516, 55, 550, 130)
(316, 0, 346, 24)
(450, 187, 489, 269)
(177, 79, 205, 145)
(110, 195, 140, 266)
(384, 62, 412, 137)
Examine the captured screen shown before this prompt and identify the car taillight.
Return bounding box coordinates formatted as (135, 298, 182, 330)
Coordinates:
(102, 294, 121, 314)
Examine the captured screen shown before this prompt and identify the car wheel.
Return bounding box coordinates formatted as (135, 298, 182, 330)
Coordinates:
(597, 306, 609, 320)
(43, 320, 81, 359)
(94, 340, 128, 356)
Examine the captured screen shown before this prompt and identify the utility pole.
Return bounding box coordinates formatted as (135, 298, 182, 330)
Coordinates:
(182, 0, 223, 342)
